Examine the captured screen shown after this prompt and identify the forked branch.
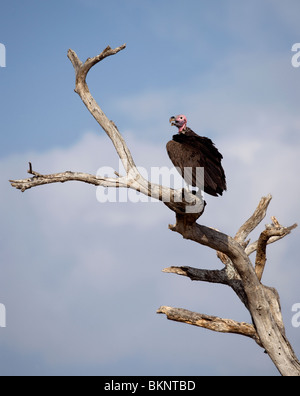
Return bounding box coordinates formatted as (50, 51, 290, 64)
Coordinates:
(255, 219, 297, 281)
(163, 196, 299, 376)
(157, 306, 261, 345)
(10, 45, 204, 218)
(235, 194, 273, 244)
(9, 44, 300, 376)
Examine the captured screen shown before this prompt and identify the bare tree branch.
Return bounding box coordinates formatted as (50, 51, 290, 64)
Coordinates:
(246, 234, 291, 256)
(10, 45, 205, 219)
(167, 206, 300, 376)
(235, 194, 272, 244)
(157, 306, 261, 345)
(10, 165, 128, 192)
(68, 45, 136, 172)
(9, 44, 300, 376)
(255, 219, 297, 281)
(162, 266, 228, 284)
(67, 45, 204, 217)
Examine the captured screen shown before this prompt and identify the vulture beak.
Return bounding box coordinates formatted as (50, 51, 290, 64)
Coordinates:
(169, 116, 176, 126)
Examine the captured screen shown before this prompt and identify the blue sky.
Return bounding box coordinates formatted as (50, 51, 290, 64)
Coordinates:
(1, 0, 300, 376)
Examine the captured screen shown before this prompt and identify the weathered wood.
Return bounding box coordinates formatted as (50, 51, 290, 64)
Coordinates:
(157, 306, 261, 344)
(162, 265, 248, 309)
(163, 266, 228, 284)
(168, 205, 300, 376)
(9, 44, 300, 376)
(10, 46, 204, 217)
(255, 220, 297, 281)
(235, 194, 272, 244)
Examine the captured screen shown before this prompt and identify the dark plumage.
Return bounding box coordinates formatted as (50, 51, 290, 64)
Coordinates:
(167, 115, 226, 197)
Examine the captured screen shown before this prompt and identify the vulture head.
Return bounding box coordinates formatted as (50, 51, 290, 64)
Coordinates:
(169, 114, 187, 134)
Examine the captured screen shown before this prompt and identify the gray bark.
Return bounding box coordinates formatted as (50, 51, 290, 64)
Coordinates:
(9, 44, 300, 376)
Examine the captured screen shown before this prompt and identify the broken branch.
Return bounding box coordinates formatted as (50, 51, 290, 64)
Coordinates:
(10, 170, 127, 192)
(162, 266, 228, 284)
(10, 45, 204, 217)
(157, 306, 260, 344)
(235, 194, 272, 244)
(255, 220, 297, 281)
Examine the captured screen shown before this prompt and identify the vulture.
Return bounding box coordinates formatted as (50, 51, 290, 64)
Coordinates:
(167, 114, 226, 197)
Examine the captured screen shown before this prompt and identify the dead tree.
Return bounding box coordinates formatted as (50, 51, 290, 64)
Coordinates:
(9, 44, 300, 376)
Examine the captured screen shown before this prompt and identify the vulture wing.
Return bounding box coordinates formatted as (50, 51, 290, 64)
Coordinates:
(166, 129, 226, 197)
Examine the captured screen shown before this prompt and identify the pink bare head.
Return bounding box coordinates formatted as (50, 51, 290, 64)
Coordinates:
(169, 114, 187, 133)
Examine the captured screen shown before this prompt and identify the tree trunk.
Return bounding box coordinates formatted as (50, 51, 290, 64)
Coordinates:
(9, 44, 300, 376)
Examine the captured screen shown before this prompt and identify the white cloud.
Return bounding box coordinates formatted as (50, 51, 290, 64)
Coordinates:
(2, 3, 300, 372)
(1, 125, 299, 374)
